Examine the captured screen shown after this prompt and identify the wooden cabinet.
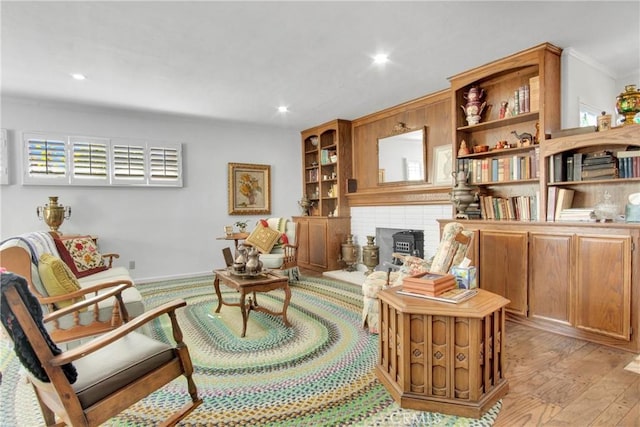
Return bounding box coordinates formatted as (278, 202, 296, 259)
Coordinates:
(529, 232, 572, 326)
(301, 119, 352, 217)
(574, 234, 632, 341)
(478, 230, 528, 315)
(293, 216, 350, 272)
(449, 42, 561, 221)
(377, 288, 509, 418)
(439, 219, 640, 352)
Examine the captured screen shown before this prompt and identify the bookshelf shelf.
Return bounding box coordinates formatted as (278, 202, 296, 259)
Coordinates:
(456, 111, 539, 133)
(458, 145, 536, 160)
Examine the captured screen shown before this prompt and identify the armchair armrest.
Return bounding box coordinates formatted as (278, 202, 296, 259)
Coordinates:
(52, 299, 187, 365)
(37, 280, 134, 306)
(43, 284, 131, 323)
(101, 252, 120, 268)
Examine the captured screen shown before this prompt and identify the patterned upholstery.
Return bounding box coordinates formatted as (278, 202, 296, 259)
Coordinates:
(361, 222, 473, 333)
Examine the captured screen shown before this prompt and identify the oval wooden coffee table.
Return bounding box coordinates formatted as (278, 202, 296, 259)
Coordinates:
(213, 269, 291, 337)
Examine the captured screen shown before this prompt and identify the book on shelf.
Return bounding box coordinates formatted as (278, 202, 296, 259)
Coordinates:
(529, 76, 540, 111)
(554, 188, 575, 221)
(581, 167, 619, 179)
(557, 208, 597, 222)
(581, 160, 617, 170)
(573, 153, 583, 181)
(617, 150, 640, 178)
(552, 153, 568, 182)
(397, 288, 479, 304)
(547, 187, 559, 221)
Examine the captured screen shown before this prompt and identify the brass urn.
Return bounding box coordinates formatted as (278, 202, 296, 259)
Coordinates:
(36, 196, 71, 234)
(361, 235, 379, 276)
(450, 170, 476, 218)
(340, 234, 358, 271)
(616, 84, 640, 125)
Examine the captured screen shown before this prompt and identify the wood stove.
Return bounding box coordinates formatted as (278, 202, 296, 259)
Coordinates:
(392, 230, 424, 259)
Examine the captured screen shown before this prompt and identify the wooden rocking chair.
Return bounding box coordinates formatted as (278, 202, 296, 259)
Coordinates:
(1, 271, 202, 426)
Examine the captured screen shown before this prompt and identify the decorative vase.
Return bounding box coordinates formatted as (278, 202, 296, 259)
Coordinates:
(340, 234, 358, 272)
(450, 171, 476, 218)
(616, 84, 640, 125)
(362, 236, 379, 276)
(245, 246, 263, 275)
(36, 196, 71, 234)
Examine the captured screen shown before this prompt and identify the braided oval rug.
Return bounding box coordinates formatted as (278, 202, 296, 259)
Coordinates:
(0, 275, 501, 426)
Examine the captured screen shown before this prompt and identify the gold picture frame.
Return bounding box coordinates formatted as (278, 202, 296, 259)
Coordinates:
(228, 163, 271, 215)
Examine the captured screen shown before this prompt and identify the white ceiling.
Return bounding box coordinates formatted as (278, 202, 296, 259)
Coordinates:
(2, 1, 639, 131)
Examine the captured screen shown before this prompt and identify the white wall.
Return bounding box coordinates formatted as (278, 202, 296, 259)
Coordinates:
(0, 97, 301, 282)
(562, 48, 640, 128)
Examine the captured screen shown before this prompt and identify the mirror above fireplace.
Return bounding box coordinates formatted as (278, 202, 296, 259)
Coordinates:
(377, 125, 426, 184)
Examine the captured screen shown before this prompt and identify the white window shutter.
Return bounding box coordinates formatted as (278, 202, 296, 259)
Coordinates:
(23, 132, 68, 185)
(70, 136, 109, 185)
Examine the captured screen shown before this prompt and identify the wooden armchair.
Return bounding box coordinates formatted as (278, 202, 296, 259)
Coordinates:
(0, 246, 137, 344)
(1, 271, 202, 427)
(245, 218, 300, 281)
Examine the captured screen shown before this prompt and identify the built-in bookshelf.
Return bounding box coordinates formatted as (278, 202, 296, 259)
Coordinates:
(449, 42, 561, 222)
(540, 124, 640, 221)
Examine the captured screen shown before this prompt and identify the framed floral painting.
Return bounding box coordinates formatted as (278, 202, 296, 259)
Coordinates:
(228, 163, 271, 215)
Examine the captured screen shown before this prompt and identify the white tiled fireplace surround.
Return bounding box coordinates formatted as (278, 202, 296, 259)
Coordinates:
(348, 204, 453, 272)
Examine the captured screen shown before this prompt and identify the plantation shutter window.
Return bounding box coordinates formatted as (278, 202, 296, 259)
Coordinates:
(70, 137, 109, 184)
(149, 144, 182, 186)
(113, 143, 146, 181)
(23, 133, 68, 184)
(22, 131, 182, 187)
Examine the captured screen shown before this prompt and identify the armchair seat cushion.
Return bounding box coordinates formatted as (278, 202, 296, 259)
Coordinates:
(72, 331, 174, 408)
(260, 253, 285, 269)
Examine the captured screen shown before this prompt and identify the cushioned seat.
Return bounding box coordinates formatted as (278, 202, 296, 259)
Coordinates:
(71, 332, 174, 408)
(0, 231, 143, 343)
(362, 222, 473, 333)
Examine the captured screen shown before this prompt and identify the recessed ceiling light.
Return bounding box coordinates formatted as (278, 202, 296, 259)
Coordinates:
(71, 73, 86, 80)
(373, 54, 389, 65)
(278, 106, 289, 113)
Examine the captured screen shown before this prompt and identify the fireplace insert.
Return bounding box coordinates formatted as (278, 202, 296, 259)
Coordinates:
(392, 230, 424, 261)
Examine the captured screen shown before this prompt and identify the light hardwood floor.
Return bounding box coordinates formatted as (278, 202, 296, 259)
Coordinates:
(496, 322, 639, 427)
(302, 269, 640, 426)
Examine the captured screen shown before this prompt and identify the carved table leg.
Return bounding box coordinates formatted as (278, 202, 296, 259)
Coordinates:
(214, 275, 223, 313)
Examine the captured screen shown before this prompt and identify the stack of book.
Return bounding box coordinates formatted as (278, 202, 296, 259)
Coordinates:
(401, 272, 456, 296)
(581, 151, 618, 180)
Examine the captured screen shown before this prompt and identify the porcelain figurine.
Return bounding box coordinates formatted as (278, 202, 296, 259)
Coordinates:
(461, 86, 487, 125)
(458, 140, 470, 156)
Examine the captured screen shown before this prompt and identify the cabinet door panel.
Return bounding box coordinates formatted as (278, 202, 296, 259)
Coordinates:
(529, 233, 572, 325)
(309, 221, 328, 268)
(296, 219, 310, 265)
(575, 235, 631, 340)
(479, 230, 528, 315)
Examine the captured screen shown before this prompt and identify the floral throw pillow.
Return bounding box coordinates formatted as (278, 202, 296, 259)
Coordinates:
(245, 223, 281, 254)
(54, 235, 108, 278)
